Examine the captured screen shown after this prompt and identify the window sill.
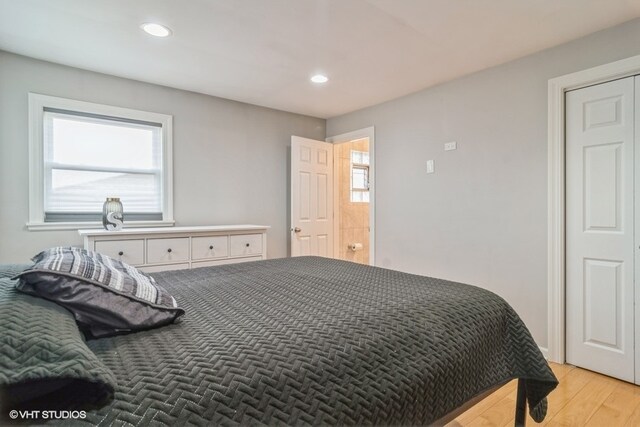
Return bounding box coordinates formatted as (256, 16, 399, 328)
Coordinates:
(26, 220, 176, 232)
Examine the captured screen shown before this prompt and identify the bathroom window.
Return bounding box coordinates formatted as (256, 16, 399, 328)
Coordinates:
(351, 150, 370, 203)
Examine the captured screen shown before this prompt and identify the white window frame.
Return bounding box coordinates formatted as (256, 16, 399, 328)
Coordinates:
(350, 150, 370, 203)
(27, 93, 174, 231)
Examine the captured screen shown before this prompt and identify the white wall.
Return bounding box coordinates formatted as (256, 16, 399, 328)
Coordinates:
(0, 51, 325, 263)
(327, 18, 640, 349)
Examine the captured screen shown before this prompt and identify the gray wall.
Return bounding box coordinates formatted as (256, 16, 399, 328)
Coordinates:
(327, 18, 640, 348)
(0, 51, 325, 263)
(5, 19, 640, 349)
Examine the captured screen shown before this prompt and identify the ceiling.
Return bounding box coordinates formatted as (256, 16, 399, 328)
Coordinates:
(1, 0, 640, 119)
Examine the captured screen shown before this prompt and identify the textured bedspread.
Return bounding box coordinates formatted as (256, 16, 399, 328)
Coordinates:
(77, 256, 556, 425)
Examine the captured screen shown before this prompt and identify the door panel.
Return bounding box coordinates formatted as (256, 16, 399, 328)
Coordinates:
(583, 258, 622, 350)
(317, 234, 328, 257)
(298, 236, 311, 256)
(566, 76, 635, 382)
(317, 174, 328, 219)
(584, 143, 622, 230)
(291, 136, 333, 257)
(299, 172, 311, 220)
(583, 95, 622, 130)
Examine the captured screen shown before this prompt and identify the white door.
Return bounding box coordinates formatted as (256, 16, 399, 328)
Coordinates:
(566, 76, 635, 382)
(290, 136, 333, 257)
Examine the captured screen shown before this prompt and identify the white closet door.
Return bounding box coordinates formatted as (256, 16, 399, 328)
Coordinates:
(566, 76, 635, 382)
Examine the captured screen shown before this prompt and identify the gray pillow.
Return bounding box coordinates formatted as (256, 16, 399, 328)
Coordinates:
(14, 247, 185, 338)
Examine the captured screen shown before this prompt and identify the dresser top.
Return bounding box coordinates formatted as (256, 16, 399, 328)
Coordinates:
(78, 224, 270, 237)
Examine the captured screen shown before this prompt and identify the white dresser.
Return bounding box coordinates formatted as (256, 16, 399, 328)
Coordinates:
(79, 225, 269, 273)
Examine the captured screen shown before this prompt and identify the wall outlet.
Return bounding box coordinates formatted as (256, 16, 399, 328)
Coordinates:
(426, 159, 435, 174)
(444, 141, 457, 151)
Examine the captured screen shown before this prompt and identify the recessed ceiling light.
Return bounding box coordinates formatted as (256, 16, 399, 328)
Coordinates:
(140, 23, 172, 37)
(311, 74, 329, 84)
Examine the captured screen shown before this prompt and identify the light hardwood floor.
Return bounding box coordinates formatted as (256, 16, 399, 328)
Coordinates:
(445, 363, 640, 426)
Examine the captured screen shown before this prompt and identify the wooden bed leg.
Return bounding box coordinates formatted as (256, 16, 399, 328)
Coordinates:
(515, 379, 526, 427)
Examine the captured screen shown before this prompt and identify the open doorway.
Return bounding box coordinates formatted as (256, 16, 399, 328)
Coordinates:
(327, 127, 375, 265)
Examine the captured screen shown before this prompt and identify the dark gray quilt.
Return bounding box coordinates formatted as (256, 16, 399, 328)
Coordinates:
(0, 267, 116, 415)
(74, 256, 557, 425)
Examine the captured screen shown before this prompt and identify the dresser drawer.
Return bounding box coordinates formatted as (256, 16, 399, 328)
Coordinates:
(229, 234, 263, 257)
(80, 226, 269, 272)
(95, 240, 144, 266)
(147, 238, 189, 264)
(192, 236, 229, 260)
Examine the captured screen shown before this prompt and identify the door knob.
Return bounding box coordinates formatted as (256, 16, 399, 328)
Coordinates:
(292, 227, 301, 233)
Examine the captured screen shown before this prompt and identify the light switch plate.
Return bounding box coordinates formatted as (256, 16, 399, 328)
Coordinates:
(426, 160, 435, 174)
(444, 141, 457, 151)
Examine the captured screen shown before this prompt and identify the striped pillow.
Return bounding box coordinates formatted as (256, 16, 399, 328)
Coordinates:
(14, 247, 184, 338)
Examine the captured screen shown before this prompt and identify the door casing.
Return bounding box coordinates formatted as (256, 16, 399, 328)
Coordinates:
(326, 127, 375, 266)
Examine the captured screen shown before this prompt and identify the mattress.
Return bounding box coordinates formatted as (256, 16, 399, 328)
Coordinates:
(60, 256, 556, 425)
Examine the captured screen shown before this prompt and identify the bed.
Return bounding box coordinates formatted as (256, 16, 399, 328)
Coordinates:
(0, 256, 557, 425)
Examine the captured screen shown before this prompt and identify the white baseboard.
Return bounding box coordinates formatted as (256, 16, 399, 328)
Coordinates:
(539, 346, 549, 360)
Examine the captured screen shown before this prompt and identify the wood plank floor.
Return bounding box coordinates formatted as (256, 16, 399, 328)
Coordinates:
(445, 363, 640, 427)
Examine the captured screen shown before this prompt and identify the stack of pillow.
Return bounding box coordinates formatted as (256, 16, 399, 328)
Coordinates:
(0, 247, 184, 416)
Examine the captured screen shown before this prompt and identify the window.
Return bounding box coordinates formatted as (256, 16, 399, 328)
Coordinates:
(350, 150, 370, 203)
(28, 94, 173, 229)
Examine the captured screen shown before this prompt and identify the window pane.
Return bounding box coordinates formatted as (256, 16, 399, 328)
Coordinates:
(352, 167, 368, 190)
(42, 109, 164, 219)
(351, 151, 360, 164)
(45, 112, 160, 171)
(46, 169, 161, 213)
(351, 190, 370, 203)
(351, 150, 369, 165)
(351, 151, 361, 164)
(352, 169, 365, 189)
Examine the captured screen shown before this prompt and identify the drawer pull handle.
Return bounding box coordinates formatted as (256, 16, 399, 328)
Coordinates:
(118, 251, 124, 256)
(209, 245, 214, 250)
(167, 248, 172, 253)
(245, 243, 250, 247)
